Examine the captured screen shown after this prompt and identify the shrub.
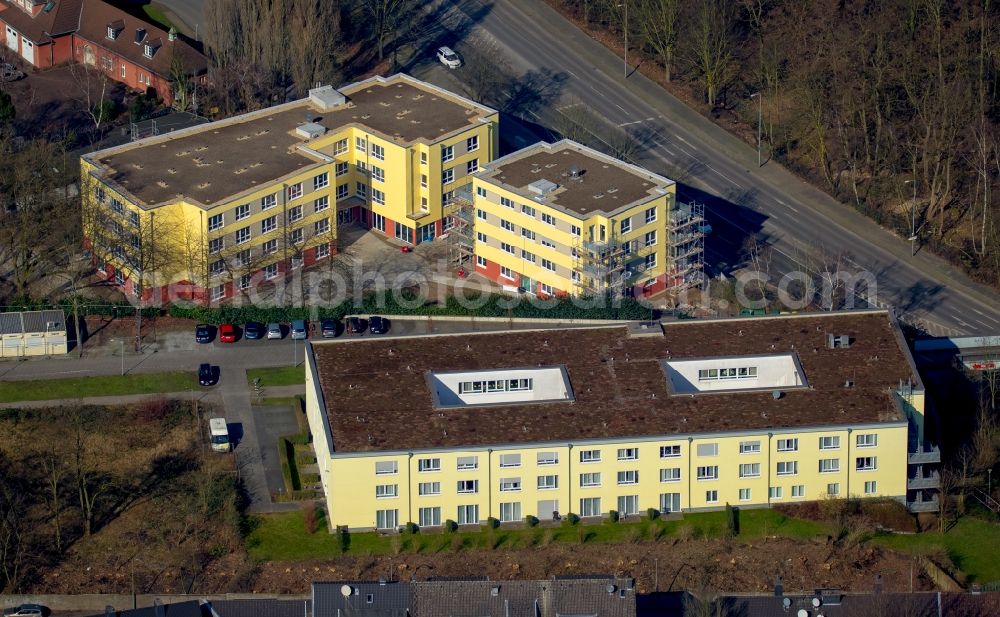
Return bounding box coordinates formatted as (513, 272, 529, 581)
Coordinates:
(861, 499, 918, 532)
(725, 503, 739, 537)
(677, 524, 696, 542)
(562, 512, 580, 526)
(444, 519, 458, 533)
(303, 502, 317, 534)
(647, 507, 660, 520)
(539, 529, 556, 546)
(94, 99, 118, 124)
(337, 525, 350, 553)
(485, 517, 500, 530)
(607, 510, 620, 523)
(405, 521, 419, 535)
(525, 514, 539, 527)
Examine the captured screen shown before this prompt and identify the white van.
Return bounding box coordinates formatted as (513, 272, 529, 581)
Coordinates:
(209, 417, 230, 452)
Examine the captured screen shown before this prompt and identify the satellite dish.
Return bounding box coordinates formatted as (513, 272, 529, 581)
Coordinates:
(812, 598, 822, 608)
(797, 610, 809, 617)
(782, 598, 792, 609)
(772, 390, 783, 400)
(606, 584, 616, 594)
(341, 584, 353, 597)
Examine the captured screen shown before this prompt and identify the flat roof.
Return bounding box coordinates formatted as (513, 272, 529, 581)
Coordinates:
(310, 311, 917, 453)
(86, 74, 495, 207)
(476, 140, 673, 217)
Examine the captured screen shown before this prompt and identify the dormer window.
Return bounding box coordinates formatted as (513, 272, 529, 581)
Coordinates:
(134, 28, 146, 45)
(107, 26, 116, 39)
(143, 44, 154, 58)
(106, 20, 124, 41)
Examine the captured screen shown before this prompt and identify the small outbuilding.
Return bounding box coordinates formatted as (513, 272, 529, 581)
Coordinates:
(0, 310, 69, 357)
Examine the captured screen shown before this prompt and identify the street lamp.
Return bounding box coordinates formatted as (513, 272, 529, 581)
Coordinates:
(114, 339, 124, 376)
(750, 92, 762, 167)
(618, 1, 628, 78)
(905, 176, 917, 257)
(293, 337, 298, 367)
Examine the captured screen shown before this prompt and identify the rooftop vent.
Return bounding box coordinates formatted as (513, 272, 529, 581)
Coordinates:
(168, 27, 177, 42)
(772, 390, 783, 400)
(308, 85, 346, 111)
(528, 178, 559, 196)
(827, 334, 851, 349)
(296, 122, 327, 139)
(568, 165, 585, 179)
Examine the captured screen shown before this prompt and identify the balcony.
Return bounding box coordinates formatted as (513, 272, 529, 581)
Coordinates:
(908, 446, 941, 465)
(406, 210, 431, 221)
(907, 472, 940, 490)
(906, 497, 939, 513)
(581, 238, 624, 255)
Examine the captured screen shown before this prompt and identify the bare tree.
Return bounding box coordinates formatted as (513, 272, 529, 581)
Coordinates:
(687, 0, 736, 108)
(0, 459, 26, 592)
(289, 0, 342, 96)
(363, 0, 410, 62)
(637, 0, 681, 82)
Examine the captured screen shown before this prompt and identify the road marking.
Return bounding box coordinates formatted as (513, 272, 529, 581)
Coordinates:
(618, 120, 643, 127)
(615, 103, 626, 112)
(706, 164, 744, 188)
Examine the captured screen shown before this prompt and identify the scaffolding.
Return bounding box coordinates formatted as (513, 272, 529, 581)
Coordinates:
(445, 185, 475, 269)
(665, 201, 706, 292)
(574, 233, 628, 297)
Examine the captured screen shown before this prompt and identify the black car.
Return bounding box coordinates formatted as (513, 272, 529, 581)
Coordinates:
(195, 323, 214, 344)
(320, 319, 340, 338)
(347, 316, 368, 334)
(243, 321, 265, 340)
(369, 316, 390, 334)
(199, 363, 219, 386)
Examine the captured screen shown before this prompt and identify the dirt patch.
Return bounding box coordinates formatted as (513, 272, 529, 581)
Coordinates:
(250, 536, 931, 595)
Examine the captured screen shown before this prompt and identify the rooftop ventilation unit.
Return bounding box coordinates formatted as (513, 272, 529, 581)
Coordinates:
(528, 178, 559, 196)
(309, 85, 346, 111)
(296, 122, 327, 139)
(568, 165, 585, 179)
(827, 334, 851, 349)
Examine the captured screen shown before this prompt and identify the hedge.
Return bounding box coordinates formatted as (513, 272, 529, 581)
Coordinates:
(2, 295, 158, 318)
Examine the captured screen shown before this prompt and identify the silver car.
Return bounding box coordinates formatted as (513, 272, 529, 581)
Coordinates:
(266, 322, 282, 340)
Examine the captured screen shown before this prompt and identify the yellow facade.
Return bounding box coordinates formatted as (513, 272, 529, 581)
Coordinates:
(305, 347, 916, 531)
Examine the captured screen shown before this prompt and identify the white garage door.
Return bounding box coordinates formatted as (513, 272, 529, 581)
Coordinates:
(4, 25, 18, 51)
(21, 35, 33, 64)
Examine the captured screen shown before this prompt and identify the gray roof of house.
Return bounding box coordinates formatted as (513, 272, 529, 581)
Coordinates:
(412, 577, 635, 617)
(85, 600, 205, 617)
(313, 581, 410, 617)
(207, 599, 309, 617)
(712, 591, 1000, 617)
(0, 310, 66, 335)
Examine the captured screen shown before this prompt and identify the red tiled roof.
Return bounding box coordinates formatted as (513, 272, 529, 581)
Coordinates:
(0, 0, 82, 44)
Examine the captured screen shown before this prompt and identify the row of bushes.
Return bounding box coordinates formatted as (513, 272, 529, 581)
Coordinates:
(2, 295, 159, 318)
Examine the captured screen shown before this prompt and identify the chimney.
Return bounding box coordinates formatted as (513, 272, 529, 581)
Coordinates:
(168, 27, 177, 41)
(774, 576, 784, 597)
(874, 574, 883, 595)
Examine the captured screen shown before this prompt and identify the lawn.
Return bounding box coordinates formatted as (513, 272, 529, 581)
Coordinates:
(247, 365, 305, 387)
(0, 371, 196, 403)
(873, 516, 1000, 583)
(245, 507, 832, 562)
(141, 4, 173, 30)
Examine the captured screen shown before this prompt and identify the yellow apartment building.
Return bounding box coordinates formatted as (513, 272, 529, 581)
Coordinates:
(450, 140, 703, 298)
(304, 310, 939, 531)
(79, 73, 498, 303)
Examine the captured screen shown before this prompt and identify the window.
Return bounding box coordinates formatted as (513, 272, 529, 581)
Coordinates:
(287, 183, 302, 200)
(620, 218, 631, 234)
(864, 481, 877, 495)
(467, 135, 479, 151)
(645, 253, 657, 269)
(501, 220, 515, 232)
(476, 208, 487, 221)
(617, 470, 639, 485)
(617, 448, 638, 461)
(356, 182, 367, 199)
(372, 188, 386, 206)
(580, 449, 601, 463)
(333, 139, 348, 155)
(210, 284, 225, 301)
(336, 184, 348, 200)
(209, 259, 226, 276)
(819, 459, 840, 474)
(537, 452, 558, 466)
(476, 255, 487, 268)
(419, 507, 441, 527)
(696, 443, 719, 457)
(660, 493, 681, 513)
(420, 151, 428, 165)
(110, 198, 124, 215)
(418, 458, 441, 472)
(466, 158, 479, 174)
(356, 136, 367, 151)
(856, 434, 878, 448)
(776, 438, 798, 452)
(499, 477, 522, 492)
(457, 504, 478, 525)
(739, 441, 761, 454)
(375, 509, 398, 530)
(263, 264, 278, 280)
(457, 480, 479, 494)
(316, 243, 330, 259)
(660, 468, 681, 483)
(500, 266, 515, 280)
(336, 161, 349, 176)
(375, 484, 398, 499)
(856, 456, 878, 471)
(776, 461, 798, 476)
(739, 488, 752, 501)
(819, 436, 841, 450)
(238, 274, 251, 290)
(705, 490, 719, 504)
(499, 502, 521, 522)
(571, 224, 581, 236)
(644, 230, 657, 247)
(371, 143, 385, 161)
(442, 169, 454, 184)
(315, 218, 330, 235)
(315, 195, 330, 212)
(441, 145, 454, 162)
(537, 475, 559, 490)
(580, 497, 601, 517)
(457, 456, 478, 470)
(697, 466, 719, 480)
(521, 228, 536, 240)
(311, 172, 329, 191)
(739, 463, 760, 478)
(476, 232, 487, 243)
(660, 445, 681, 458)
(418, 482, 441, 496)
(235, 249, 252, 266)
(208, 213, 224, 231)
(499, 453, 521, 468)
(501, 242, 516, 255)
(645, 206, 657, 224)
(236, 227, 251, 244)
(521, 250, 535, 263)
(521, 204, 536, 217)
(540, 283, 554, 295)
(500, 196, 514, 208)
(371, 166, 385, 183)
(792, 485, 805, 498)
(541, 213, 555, 226)
(288, 205, 303, 223)
(375, 461, 398, 475)
(262, 193, 277, 210)
(262, 239, 278, 255)
(208, 238, 224, 254)
(580, 473, 601, 487)
(541, 258, 555, 271)
(115, 271, 125, 286)
(769, 486, 783, 499)
(618, 495, 639, 516)
(143, 43, 154, 59)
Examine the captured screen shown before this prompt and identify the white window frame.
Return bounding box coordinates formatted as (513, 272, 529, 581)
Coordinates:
(776, 461, 799, 476)
(579, 449, 601, 463)
(617, 447, 639, 461)
(660, 468, 681, 483)
(580, 472, 601, 487)
(819, 436, 841, 450)
(776, 438, 799, 452)
(457, 479, 479, 494)
(696, 465, 719, 480)
(499, 453, 522, 468)
(738, 463, 760, 478)
(660, 445, 681, 458)
(739, 441, 761, 454)
(537, 475, 559, 490)
(856, 434, 878, 448)
(417, 458, 441, 472)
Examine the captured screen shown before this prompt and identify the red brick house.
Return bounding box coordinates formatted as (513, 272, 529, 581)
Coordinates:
(0, 0, 207, 105)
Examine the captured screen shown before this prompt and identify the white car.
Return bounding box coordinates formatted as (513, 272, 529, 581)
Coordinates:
(437, 46, 461, 69)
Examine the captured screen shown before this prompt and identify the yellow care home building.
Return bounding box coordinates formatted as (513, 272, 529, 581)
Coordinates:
(304, 310, 939, 531)
(455, 140, 704, 298)
(80, 73, 498, 303)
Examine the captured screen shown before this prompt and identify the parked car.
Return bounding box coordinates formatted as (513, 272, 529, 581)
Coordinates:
(369, 316, 390, 334)
(0, 63, 25, 83)
(3, 606, 45, 617)
(195, 323, 213, 344)
(347, 316, 367, 334)
(266, 322, 283, 339)
(290, 319, 308, 340)
(437, 46, 462, 68)
(243, 321, 265, 340)
(198, 363, 219, 386)
(321, 318, 340, 338)
(219, 323, 237, 343)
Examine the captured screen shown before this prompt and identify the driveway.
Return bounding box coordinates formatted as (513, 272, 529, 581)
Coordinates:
(250, 403, 302, 499)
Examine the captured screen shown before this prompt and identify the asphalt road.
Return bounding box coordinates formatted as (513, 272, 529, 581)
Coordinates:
(442, 0, 999, 337)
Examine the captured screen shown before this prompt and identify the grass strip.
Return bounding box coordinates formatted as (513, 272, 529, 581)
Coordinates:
(0, 371, 196, 403)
